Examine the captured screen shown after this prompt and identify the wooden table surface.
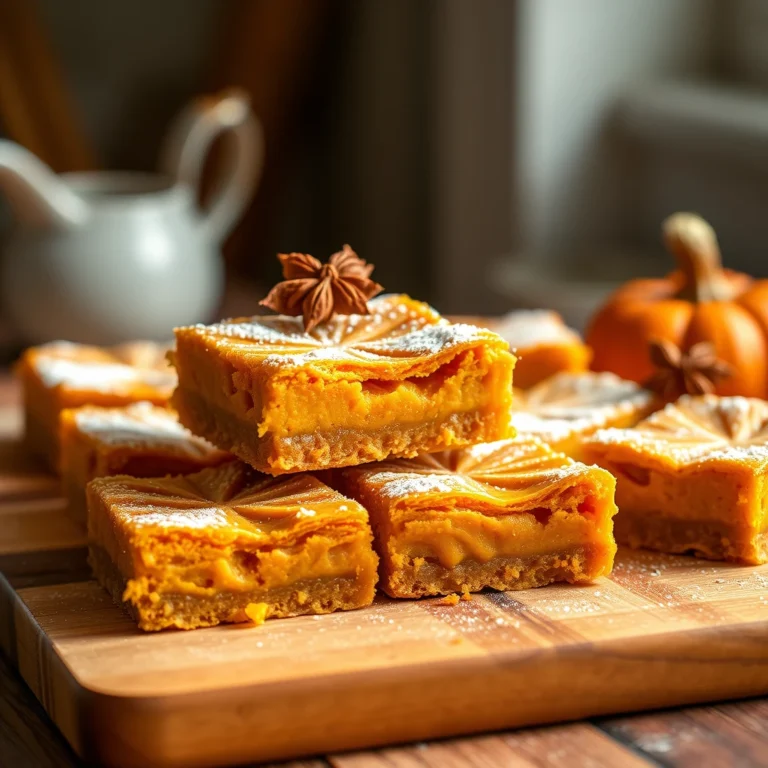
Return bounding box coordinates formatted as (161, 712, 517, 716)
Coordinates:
(1, 376, 768, 767)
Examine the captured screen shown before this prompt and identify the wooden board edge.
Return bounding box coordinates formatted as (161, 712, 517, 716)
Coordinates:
(0, 573, 17, 658)
(9, 576, 92, 760)
(3, 570, 768, 768)
(80, 627, 768, 768)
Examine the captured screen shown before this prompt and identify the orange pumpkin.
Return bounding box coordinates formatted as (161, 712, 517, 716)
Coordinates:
(586, 213, 768, 398)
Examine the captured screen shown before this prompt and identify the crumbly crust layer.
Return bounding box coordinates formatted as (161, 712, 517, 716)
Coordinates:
(89, 544, 373, 631)
(615, 511, 768, 565)
(381, 547, 610, 598)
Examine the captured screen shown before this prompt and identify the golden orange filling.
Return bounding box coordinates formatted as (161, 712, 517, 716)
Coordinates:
(394, 504, 609, 570)
(125, 538, 366, 601)
(260, 347, 509, 437)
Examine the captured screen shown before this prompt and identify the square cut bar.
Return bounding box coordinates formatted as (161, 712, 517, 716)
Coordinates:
(336, 436, 617, 598)
(511, 372, 656, 460)
(491, 309, 591, 389)
(454, 310, 591, 389)
(171, 295, 516, 475)
(60, 402, 231, 524)
(87, 461, 379, 630)
(583, 395, 768, 565)
(16, 340, 175, 470)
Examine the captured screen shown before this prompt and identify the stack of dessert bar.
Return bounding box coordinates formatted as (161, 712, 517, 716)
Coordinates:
(18, 282, 625, 631)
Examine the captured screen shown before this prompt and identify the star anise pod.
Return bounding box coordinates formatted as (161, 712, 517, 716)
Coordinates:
(643, 339, 731, 399)
(259, 245, 383, 332)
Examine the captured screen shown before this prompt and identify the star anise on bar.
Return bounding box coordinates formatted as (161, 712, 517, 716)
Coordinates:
(259, 245, 383, 332)
(643, 339, 731, 399)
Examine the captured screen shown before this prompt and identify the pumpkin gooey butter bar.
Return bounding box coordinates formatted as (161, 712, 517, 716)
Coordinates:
(170, 247, 516, 475)
(584, 395, 768, 565)
(87, 461, 379, 631)
(336, 437, 617, 598)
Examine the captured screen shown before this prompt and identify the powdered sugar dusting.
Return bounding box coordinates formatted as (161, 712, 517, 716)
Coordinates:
(704, 445, 768, 463)
(357, 323, 490, 357)
(536, 463, 595, 483)
(366, 471, 474, 499)
(464, 438, 522, 461)
(178, 295, 496, 369)
(195, 319, 316, 345)
(359, 436, 599, 505)
(512, 372, 653, 445)
(261, 346, 380, 368)
(587, 394, 768, 467)
(73, 402, 222, 456)
(124, 506, 231, 530)
(35, 358, 175, 392)
(512, 412, 580, 443)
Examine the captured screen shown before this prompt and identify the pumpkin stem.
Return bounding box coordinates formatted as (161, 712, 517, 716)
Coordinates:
(663, 213, 736, 302)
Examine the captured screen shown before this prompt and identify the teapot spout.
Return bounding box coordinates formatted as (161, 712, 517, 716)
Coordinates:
(0, 140, 88, 229)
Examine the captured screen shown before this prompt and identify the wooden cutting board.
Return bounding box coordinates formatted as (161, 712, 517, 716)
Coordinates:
(1, 418, 768, 767)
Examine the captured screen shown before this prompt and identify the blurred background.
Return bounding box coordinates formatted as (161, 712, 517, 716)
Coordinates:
(2, 0, 768, 341)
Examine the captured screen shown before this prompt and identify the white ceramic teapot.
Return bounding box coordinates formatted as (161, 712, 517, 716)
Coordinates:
(0, 88, 263, 344)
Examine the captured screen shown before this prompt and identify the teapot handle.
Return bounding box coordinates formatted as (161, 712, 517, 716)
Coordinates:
(160, 88, 264, 244)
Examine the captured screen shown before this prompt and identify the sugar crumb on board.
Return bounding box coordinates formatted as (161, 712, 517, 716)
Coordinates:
(430, 587, 472, 607)
(437, 593, 460, 606)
